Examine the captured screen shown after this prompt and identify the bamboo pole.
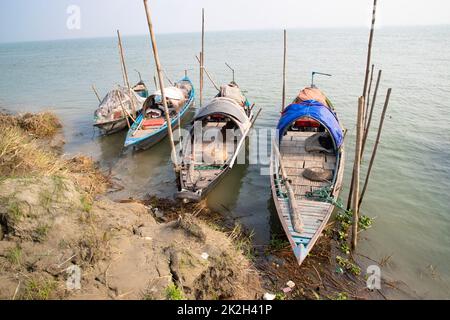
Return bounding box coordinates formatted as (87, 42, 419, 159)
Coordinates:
(362, 69, 382, 155)
(359, 89, 392, 207)
(195, 55, 219, 91)
(364, 64, 375, 128)
(273, 141, 303, 233)
(116, 91, 131, 129)
(200, 8, 205, 108)
(281, 29, 287, 112)
(143, 0, 179, 170)
(92, 85, 101, 103)
(117, 30, 137, 118)
(362, 0, 377, 100)
(351, 96, 365, 249)
(347, 0, 378, 210)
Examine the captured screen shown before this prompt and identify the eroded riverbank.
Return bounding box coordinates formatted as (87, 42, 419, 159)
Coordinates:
(0, 111, 400, 300)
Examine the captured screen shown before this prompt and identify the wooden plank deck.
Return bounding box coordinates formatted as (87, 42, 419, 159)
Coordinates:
(277, 131, 335, 241)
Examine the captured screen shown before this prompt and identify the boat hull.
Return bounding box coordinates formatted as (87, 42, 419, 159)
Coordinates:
(124, 77, 195, 151)
(270, 131, 345, 265)
(93, 118, 128, 135)
(126, 99, 194, 151)
(177, 109, 257, 203)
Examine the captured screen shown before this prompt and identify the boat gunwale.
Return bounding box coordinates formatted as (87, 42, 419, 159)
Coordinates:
(124, 77, 195, 147)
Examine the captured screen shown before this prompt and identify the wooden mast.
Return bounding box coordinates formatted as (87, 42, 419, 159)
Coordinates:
(117, 30, 136, 118)
(195, 55, 219, 91)
(143, 0, 179, 170)
(281, 29, 287, 112)
(200, 8, 205, 108)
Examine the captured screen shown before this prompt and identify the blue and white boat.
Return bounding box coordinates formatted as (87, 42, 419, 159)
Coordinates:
(124, 76, 194, 150)
(270, 87, 346, 265)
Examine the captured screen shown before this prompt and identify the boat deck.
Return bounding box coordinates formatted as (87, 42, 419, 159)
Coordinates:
(273, 131, 337, 258)
(180, 122, 234, 191)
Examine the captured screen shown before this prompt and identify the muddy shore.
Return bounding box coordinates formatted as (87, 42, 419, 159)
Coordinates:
(0, 111, 396, 300)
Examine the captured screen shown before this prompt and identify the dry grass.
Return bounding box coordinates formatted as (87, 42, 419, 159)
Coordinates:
(0, 111, 109, 195)
(0, 125, 66, 177)
(0, 111, 61, 138)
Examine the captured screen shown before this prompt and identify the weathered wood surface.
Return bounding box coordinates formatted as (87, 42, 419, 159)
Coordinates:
(275, 131, 337, 240)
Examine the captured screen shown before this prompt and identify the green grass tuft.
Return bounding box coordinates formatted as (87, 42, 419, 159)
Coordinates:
(165, 283, 184, 300)
(6, 245, 22, 266)
(21, 277, 57, 300)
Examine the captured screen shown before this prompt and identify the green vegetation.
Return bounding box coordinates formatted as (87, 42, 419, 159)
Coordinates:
(229, 224, 255, 261)
(80, 195, 93, 213)
(6, 245, 22, 266)
(21, 277, 57, 300)
(332, 292, 349, 300)
(268, 235, 289, 251)
(275, 292, 286, 300)
(7, 201, 23, 223)
(165, 283, 184, 300)
(33, 224, 50, 242)
(336, 256, 361, 276)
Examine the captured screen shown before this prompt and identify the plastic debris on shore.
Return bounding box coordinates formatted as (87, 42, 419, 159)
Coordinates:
(201, 252, 209, 260)
(263, 292, 276, 300)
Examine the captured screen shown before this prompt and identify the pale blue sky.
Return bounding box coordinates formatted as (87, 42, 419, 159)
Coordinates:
(1, 0, 449, 43)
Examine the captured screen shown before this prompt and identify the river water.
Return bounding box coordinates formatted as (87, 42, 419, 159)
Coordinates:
(1, 26, 449, 299)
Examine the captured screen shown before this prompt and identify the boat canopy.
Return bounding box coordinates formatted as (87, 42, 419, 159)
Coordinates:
(194, 97, 250, 132)
(95, 86, 142, 120)
(294, 87, 329, 108)
(277, 100, 344, 148)
(153, 86, 185, 100)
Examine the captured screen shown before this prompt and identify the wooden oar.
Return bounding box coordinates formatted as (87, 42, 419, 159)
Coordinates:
(273, 139, 304, 233)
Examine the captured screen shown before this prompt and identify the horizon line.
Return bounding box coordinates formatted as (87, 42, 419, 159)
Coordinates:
(1, 23, 449, 45)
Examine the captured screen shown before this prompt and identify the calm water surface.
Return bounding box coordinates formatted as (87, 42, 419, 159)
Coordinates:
(1, 26, 449, 299)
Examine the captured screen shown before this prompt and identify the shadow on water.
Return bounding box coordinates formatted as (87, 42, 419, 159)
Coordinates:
(206, 162, 249, 215)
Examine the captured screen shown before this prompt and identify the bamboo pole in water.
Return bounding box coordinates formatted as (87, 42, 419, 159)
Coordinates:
(359, 89, 392, 208)
(364, 64, 375, 128)
(281, 29, 287, 112)
(117, 30, 137, 118)
(92, 85, 101, 103)
(362, 0, 377, 99)
(143, 0, 179, 170)
(195, 55, 219, 91)
(362, 69, 382, 155)
(200, 8, 205, 108)
(351, 96, 365, 249)
(347, 0, 378, 210)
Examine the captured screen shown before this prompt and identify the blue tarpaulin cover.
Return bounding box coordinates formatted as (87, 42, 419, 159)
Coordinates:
(277, 100, 344, 148)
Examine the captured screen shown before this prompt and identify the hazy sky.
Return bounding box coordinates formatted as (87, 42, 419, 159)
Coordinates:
(1, 0, 449, 43)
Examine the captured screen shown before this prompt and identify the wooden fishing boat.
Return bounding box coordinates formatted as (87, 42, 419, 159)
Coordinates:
(93, 82, 148, 135)
(132, 80, 149, 99)
(270, 87, 345, 265)
(176, 82, 259, 202)
(124, 76, 194, 150)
